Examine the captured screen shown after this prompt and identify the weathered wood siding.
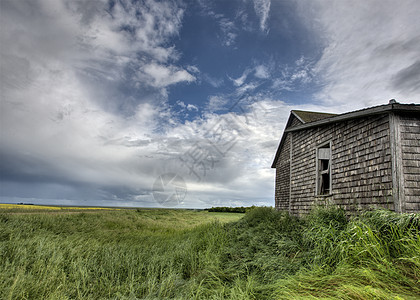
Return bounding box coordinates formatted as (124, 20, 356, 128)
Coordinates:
(275, 133, 290, 210)
(400, 114, 420, 213)
(275, 115, 303, 210)
(332, 115, 393, 212)
(288, 114, 393, 215)
(290, 124, 330, 215)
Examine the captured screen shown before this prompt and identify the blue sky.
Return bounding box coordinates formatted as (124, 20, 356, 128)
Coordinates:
(1, 0, 419, 208)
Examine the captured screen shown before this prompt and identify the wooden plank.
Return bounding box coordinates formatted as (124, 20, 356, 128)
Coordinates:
(289, 133, 293, 215)
(318, 148, 331, 159)
(389, 113, 405, 213)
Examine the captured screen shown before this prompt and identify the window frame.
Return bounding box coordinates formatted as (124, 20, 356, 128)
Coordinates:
(316, 141, 332, 196)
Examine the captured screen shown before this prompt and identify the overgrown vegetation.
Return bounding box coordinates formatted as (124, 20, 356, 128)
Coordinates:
(206, 206, 257, 213)
(1, 206, 419, 299)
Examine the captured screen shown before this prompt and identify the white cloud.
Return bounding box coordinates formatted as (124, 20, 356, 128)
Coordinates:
(268, 58, 315, 92)
(141, 63, 195, 88)
(253, 0, 271, 32)
(105, 0, 184, 62)
(295, 56, 305, 66)
(177, 100, 186, 108)
(254, 64, 270, 79)
(0, 0, 193, 205)
(271, 78, 293, 91)
(298, 0, 420, 108)
(236, 82, 260, 96)
(207, 95, 228, 112)
(202, 73, 224, 88)
(187, 65, 200, 74)
(291, 70, 309, 82)
(0, 0, 190, 112)
(158, 95, 344, 208)
(196, 1, 239, 47)
(219, 18, 238, 46)
(187, 104, 198, 111)
(229, 69, 251, 86)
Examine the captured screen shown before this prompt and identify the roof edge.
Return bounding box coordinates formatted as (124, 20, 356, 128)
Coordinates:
(285, 103, 420, 133)
(271, 132, 287, 168)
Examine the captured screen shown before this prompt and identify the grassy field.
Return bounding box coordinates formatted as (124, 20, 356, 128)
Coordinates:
(0, 205, 419, 299)
(0, 203, 119, 211)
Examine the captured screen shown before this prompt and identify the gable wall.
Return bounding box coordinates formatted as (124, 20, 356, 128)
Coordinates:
(290, 115, 304, 128)
(274, 115, 303, 210)
(275, 133, 290, 210)
(288, 114, 393, 215)
(400, 114, 420, 213)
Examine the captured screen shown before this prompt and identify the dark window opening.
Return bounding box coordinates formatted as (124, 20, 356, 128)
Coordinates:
(317, 143, 331, 195)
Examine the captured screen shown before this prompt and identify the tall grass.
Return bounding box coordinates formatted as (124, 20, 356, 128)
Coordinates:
(273, 208, 420, 299)
(1, 207, 419, 299)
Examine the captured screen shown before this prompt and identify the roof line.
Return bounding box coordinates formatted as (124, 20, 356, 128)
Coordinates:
(270, 132, 287, 168)
(285, 103, 420, 133)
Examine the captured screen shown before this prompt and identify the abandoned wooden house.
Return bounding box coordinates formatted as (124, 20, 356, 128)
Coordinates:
(272, 100, 420, 215)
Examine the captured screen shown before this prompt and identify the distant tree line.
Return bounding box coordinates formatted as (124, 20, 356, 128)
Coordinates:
(205, 206, 259, 213)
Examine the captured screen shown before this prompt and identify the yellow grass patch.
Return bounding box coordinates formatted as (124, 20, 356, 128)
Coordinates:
(0, 203, 118, 210)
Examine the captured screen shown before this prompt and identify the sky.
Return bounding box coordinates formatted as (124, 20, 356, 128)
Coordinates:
(1, 0, 419, 208)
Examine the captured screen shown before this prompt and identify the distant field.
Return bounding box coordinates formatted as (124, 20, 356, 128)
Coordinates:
(0, 203, 119, 211)
(1, 206, 419, 299)
(0, 204, 242, 228)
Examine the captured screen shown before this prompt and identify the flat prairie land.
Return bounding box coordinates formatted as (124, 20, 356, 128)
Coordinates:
(0, 206, 419, 299)
(0, 203, 119, 213)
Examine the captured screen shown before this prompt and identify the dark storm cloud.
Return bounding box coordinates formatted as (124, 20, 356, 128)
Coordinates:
(392, 61, 420, 94)
(0, 150, 64, 184)
(301, 0, 420, 106)
(0, 0, 197, 206)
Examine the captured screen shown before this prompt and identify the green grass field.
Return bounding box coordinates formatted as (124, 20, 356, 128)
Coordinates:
(0, 205, 419, 299)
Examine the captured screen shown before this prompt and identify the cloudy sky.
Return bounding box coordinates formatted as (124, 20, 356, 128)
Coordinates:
(1, 0, 419, 208)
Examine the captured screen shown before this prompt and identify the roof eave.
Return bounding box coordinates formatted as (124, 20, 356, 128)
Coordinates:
(285, 103, 420, 133)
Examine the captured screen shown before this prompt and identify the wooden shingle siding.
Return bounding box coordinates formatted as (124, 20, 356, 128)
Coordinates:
(274, 115, 303, 211)
(290, 127, 329, 215)
(331, 115, 393, 212)
(275, 134, 290, 210)
(400, 115, 420, 213)
(287, 114, 393, 215)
